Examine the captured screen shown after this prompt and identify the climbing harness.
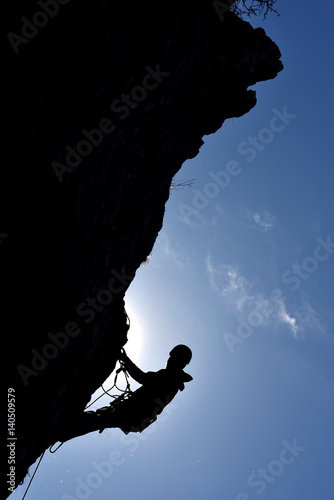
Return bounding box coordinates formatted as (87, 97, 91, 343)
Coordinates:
(21, 348, 132, 500)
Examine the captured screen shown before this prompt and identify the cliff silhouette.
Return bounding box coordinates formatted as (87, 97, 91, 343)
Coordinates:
(0, 1, 282, 497)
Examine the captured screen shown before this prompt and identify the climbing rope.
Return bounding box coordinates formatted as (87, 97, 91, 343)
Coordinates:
(49, 442, 64, 453)
(113, 355, 132, 395)
(85, 349, 132, 409)
(21, 451, 45, 500)
(21, 348, 132, 500)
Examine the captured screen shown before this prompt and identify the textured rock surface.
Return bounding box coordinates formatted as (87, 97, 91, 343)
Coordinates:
(0, 1, 282, 496)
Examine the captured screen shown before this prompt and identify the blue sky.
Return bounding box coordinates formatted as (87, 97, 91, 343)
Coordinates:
(14, 1, 334, 499)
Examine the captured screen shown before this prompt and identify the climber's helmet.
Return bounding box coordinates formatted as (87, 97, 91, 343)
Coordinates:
(168, 344, 192, 369)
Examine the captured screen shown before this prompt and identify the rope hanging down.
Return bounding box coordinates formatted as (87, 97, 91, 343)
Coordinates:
(21, 452, 45, 500)
(22, 349, 131, 500)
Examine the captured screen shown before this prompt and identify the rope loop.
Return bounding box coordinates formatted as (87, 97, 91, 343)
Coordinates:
(85, 349, 132, 409)
(49, 442, 64, 453)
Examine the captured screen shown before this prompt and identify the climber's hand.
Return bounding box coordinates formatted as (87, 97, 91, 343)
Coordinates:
(119, 349, 128, 362)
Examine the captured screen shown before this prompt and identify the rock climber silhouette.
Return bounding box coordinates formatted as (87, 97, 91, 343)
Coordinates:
(58, 345, 193, 442)
(97, 344, 193, 434)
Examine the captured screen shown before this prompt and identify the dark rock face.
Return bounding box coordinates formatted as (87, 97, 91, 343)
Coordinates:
(0, 1, 282, 496)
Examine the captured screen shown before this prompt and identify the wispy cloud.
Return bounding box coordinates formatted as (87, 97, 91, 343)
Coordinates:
(206, 255, 300, 337)
(295, 297, 328, 338)
(207, 258, 247, 299)
(157, 233, 191, 269)
(277, 299, 299, 338)
(246, 209, 276, 233)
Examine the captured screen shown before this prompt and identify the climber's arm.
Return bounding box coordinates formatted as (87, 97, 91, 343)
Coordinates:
(124, 358, 148, 384)
(120, 351, 148, 384)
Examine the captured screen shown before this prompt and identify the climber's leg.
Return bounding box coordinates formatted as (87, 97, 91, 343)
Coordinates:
(57, 411, 105, 443)
(96, 407, 122, 434)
